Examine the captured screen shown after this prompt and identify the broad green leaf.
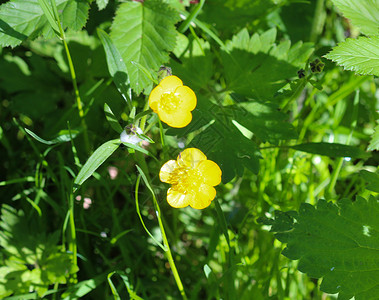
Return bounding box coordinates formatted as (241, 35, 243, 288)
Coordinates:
(97, 28, 131, 105)
(267, 197, 379, 300)
(291, 142, 369, 158)
(368, 123, 379, 151)
(331, 0, 379, 36)
(110, 0, 180, 94)
(167, 96, 261, 182)
(325, 36, 379, 76)
(0, 0, 89, 47)
(199, 0, 286, 36)
(360, 170, 379, 193)
(104, 103, 123, 134)
(73, 139, 121, 190)
(169, 37, 214, 92)
(25, 128, 79, 145)
(234, 101, 298, 144)
(221, 28, 314, 99)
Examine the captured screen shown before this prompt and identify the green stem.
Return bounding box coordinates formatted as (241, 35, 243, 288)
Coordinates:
(157, 210, 188, 300)
(135, 171, 187, 300)
(326, 90, 360, 199)
(68, 193, 78, 279)
(55, 10, 90, 153)
(310, 0, 325, 43)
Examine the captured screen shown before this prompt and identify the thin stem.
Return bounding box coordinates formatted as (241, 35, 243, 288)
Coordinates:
(326, 90, 360, 199)
(135, 170, 187, 299)
(157, 210, 188, 300)
(55, 10, 90, 153)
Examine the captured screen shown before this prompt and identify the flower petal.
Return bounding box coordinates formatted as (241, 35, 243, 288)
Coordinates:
(198, 160, 222, 186)
(177, 148, 207, 168)
(167, 188, 191, 208)
(158, 109, 192, 128)
(159, 160, 178, 183)
(189, 184, 216, 209)
(175, 86, 197, 111)
(158, 75, 183, 93)
(149, 86, 163, 112)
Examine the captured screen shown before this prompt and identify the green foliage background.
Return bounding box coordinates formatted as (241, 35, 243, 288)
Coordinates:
(0, 0, 378, 299)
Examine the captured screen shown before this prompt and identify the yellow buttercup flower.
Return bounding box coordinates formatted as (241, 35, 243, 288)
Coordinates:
(149, 76, 197, 128)
(159, 148, 222, 209)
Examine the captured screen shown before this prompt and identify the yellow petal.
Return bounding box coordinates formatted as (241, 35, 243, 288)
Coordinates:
(158, 75, 183, 93)
(167, 188, 191, 208)
(177, 148, 207, 168)
(159, 160, 178, 183)
(189, 184, 216, 209)
(158, 109, 192, 128)
(198, 160, 222, 186)
(149, 85, 163, 112)
(174, 86, 197, 111)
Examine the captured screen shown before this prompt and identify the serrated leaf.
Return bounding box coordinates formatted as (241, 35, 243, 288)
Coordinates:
(291, 142, 369, 158)
(25, 128, 79, 145)
(221, 28, 314, 99)
(325, 36, 379, 76)
(269, 197, 379, 300)
(0, 0, 89, 48)
(73, 139, 120, 191)
(368, 123, 379, 151)
(331, 0, 379, 36)
(97, 29, 131, 105)
(110, 0, 180, 94)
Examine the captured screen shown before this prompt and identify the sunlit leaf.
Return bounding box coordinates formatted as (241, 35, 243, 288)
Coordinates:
(25, 128, 80, 145)
(73, 139, 121, 190)
(266, 197, 379, 300)
(325, 36, 379, 76)
(331, 0, 379, 36)
(0, 0, 89, 47)
(110, 0, 180, 94)
(291, 142, 369, 158)
(368, 123, 379, 151)
(221, 28, 314, 99)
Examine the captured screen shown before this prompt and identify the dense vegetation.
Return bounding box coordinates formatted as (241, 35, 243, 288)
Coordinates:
(0, 0, 378, 299)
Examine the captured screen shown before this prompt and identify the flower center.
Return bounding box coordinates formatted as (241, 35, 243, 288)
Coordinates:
(169, 167, 202, 194)
(159, 92, 180, 113)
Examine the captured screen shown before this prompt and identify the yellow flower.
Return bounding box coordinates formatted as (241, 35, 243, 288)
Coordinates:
(159, 148, 222, 209)
(149, 76, 197, 128)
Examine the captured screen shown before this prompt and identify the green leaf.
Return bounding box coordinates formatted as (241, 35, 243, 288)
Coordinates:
(169, 37, 214, 92)
(61, 274, 106, 299)
(0, 0, 89, 47)
(107, 271, 143, 300)
(368, 123, 379, 151)
(291, 142, 369, 158)
(73, 139, 121, 191)
(234, 101, 298, 144)
(221, 28, 314, 99)
(268, 197, 379, 300)
(104, 103, 123, 134)
(360, 170, 379, 193)
(25, 128, 80, 145)
(110, 0, 180, 94)
(325, 36, 379, 76)
(97, 28, 131, 105)
(331, 0, 379, 36)
(96, 0, 109, 10)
